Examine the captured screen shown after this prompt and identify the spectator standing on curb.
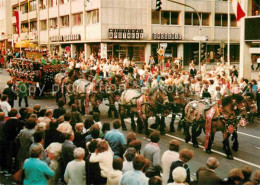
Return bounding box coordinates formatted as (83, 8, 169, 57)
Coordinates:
(17, 80, 29, 107)
(161, 139, 180, 185)
(2, 81, 17, 108)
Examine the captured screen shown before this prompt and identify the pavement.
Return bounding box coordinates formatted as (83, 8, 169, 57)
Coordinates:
(0, 67, 260, 184)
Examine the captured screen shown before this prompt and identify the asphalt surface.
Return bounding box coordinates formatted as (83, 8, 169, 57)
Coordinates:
(0, 68, 259, 184)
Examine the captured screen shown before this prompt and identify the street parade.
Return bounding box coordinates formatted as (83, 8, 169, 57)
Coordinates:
(0, 0, 260, 185)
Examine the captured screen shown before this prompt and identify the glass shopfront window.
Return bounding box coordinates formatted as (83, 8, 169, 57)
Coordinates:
(90, 43, 145, 62)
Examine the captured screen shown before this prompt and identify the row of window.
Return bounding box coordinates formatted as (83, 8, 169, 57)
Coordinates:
(152, 11, 237, 27)
(41, 10, 99, 31)
(12, 9, 99, 33)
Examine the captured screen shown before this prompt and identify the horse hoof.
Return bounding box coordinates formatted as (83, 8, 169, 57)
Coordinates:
(227, 155, 234, 160)
(232, 146, 239, 152)
(122, 127, 127, 131)
(185, 137, 191, 143)
(160, 131, 166, 135)
(205, 149, 212, 154)
(170, 127, 175, 132)
(193, 143, 199, 148)
(131, 127, 136, 132)
(145, 130, 150, 136)
(150, 124, 159, 129)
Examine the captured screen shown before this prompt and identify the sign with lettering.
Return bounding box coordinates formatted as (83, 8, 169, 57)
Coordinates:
(50, 34, 81, 42)
(152, 33, 182, 40)
(109, 29, 144, 40)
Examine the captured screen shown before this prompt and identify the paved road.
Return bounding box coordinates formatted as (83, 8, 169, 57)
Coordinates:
(0, 68, 259, 184)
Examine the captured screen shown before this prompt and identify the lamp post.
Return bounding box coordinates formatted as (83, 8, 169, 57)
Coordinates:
(166, 0, 202, 70)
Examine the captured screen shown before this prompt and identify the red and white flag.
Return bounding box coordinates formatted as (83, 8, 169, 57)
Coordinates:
(231, 0, 245, 22)
(14, 10, 20, 35)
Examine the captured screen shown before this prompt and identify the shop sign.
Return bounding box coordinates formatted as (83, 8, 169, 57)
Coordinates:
(50, 34, 81, 42)
(65, 46, 71, 53)
(101, 43, 107, 59)
(152, 33, 182, 40)
(109, 29, 144, 40)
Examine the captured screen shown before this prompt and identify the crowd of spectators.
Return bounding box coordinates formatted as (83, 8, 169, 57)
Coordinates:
(0, 97, 260, 185)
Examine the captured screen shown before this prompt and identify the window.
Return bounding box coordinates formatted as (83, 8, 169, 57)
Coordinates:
(30, 21, 37, 31)
(252, 0, 260, 16)
(193, 13, 199, 26)
(29, 0, 37, 12)
(86, 9, 99, 24)
(215, 14, 236, 27)
(12, 6, 19, 15)
(13, 25, 17, 34)
(202, 13, 210, 26)
(92, 10, 99, 24)
(222, 14, 227, 26)
(152, 11, 160, 24)
(49, 0, 58, 7)
(20, 4, 28, 14)
(60, 0, 69, 4)
(185, 12, 192, 25)
(171, 12, 179, 25)
(231, 14, 237, 27)
(73, 13, 83, 26)
(49, 18, 58, 29)
(185, 12, 210, 26)
(61, 15, 70, 27)
(86, 11, 91, 25)
(152, 11, 179, 25)
(161, 11, 170, 25)
(39, 0, 47, 9)
(215, 14, 221, 26)
(41, 20, 47, 30)
(21, 22, 29, 33)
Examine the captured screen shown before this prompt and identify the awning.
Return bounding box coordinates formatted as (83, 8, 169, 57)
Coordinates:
(15, 40, 36, 48)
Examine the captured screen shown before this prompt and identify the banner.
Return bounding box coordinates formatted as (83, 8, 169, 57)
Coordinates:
(101, 43, 107, 59)
(14, 11, 20, 35)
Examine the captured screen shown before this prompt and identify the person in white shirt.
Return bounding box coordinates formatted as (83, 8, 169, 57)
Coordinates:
(0, 95, 11, 117)
(162, 140, 180, 185)
(57, 113, 72, 134)
(122, 148, 136, 174)
(64, 147, 86, 185)
(89, 141, 113, 178)
(107, 158, 123, 185)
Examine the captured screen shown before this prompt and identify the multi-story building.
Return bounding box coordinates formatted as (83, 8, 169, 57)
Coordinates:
(11, 0, 38, 48)
(0, 0, 12, 53)
(11, 0, 240, 65)
(240, 0, 260, 79)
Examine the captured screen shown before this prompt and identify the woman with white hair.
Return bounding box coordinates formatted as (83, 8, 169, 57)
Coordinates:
(167, 167, 187, 185)
(64, 147, 86, 185)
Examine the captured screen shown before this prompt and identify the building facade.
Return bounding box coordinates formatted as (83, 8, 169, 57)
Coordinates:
(10, 0, 240, 65)
(240, 0, 260, 80)
(0, 0, 12, 53)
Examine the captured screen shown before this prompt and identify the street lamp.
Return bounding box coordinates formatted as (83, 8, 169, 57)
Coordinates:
(165, 0, 202, 70)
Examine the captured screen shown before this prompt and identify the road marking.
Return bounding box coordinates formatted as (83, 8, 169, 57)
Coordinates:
(148, 128, 260, 169)
(255, 146, 260, 150)
(237, 131, 260, 140)
(125, 118, 260, 169)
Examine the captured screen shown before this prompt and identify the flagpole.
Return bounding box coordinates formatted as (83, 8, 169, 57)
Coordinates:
(19, 0, 21, 56)
(227, 0, 231, 74)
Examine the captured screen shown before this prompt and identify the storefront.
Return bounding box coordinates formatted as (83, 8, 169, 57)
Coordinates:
(184, 43, 240, 65)
(89, 43, 145, 62)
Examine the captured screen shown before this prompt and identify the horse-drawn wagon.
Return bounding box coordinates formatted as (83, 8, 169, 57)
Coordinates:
(6, 57, 67, 98)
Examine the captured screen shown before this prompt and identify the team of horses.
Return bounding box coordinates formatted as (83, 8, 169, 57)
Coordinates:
(54, 70, 257, 159)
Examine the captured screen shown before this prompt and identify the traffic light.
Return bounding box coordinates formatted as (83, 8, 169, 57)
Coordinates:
(156, 0, 162, 11)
